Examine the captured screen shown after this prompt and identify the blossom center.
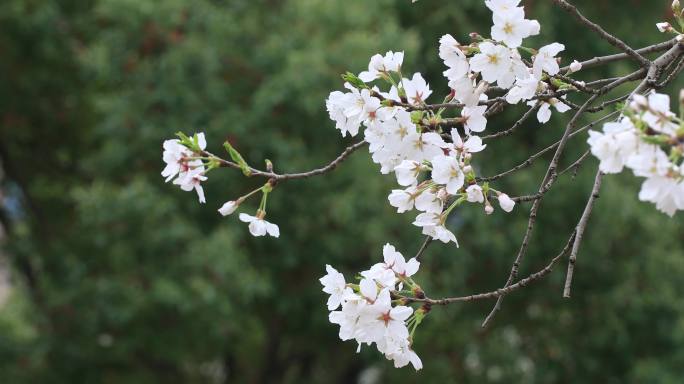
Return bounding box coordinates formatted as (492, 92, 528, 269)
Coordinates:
(379, 312, 392, 326)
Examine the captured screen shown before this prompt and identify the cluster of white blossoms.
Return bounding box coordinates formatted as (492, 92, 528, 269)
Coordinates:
(320, 244, 425, 370)
(162, 133, 209, 203)
(588, 92, 684, 216)
(324, 0, 582, 247)
(160, 0, 684, 371)
(161, 0, 584, 245)
(162, 132, 280, 237)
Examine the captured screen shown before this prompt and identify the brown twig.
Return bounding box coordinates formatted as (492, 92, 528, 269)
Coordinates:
(482, 105, 539, 140)
(563, 169, 603, 297)
(551, 0, 651, 68)
(208, 140, 368, 181)
(481, 91, 601, 328)
(478, 110, 620, 182)
(397, 231, 577, 305)
(559, 39, 675, 72)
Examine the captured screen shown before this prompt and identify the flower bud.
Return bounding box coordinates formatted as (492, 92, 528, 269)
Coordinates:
(656, 22, 672, 33)
(569, 60, 582, 73)
(484, 202, 494, 215)
(218, 200, 239, 216)
(497, 193, 515, 213)
(677, 34, 684, 42)
(673, 0, 681, 14)
(341, 71, 367, 89)
(469, 32, 483, 42)
(463, 165, 473, 174)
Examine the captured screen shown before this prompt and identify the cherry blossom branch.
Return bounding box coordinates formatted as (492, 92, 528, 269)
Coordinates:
(551, 0, 651, 68)
(563, 169, 603, 297)
(482, 105, 539, 140)
(478, 110, 620, 182)
(558, 39, 676, 72)
(656, 54, 684, 88)
(208, 140, 367, 181)
(488, 43, 683, 317)
(558, 150, 591, 178)
(414, 236, 433, 260)
(510, 150, 591, 203)
(561, 41, 684, 297)
(163, 0, 684, 371)
(397, 231, 577, 305)
(481, 92, 601, 327)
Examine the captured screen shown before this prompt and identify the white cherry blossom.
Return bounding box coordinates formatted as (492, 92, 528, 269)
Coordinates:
(326, 90, 362, 137)
(531, 97, 571, 123)
(394, 160, 423, 186)
(431, 154, 465, 194)
(403, 73, 432, 105)
(161, 139, 190, 182)
(439, 34, 470, 80)
(470, 42, 513, 86)
(388, 186, 419, 213)
(359, 51, 404, 82)
(466, 185, 485, 203)
(506, 74, 540, 104)
(239, 213, 280, 238)
(451, 128, 486, 154)
(461, 105, 488, 133)
(414, 189, 443, 213)
(533, 43, 565, 78)
(587, 120, 638, 173)
(173, 167, 207, 203)
(490, 7, 540, 48)
(485, 0, 521, 16)
(320, 265, 353, 311)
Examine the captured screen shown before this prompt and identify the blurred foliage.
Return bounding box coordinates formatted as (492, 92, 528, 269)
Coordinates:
(1, 0, 684, 383)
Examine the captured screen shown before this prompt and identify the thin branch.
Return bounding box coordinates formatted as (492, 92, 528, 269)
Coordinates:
(481, 92, 601, 328)
(210, 140, 368, 181)
(559, 39, 675, 72)
(552, 73, 600, 94)
(482, 104, 539, 140)
(656, 55, 684, 88)
(563, 93, 630, 113)
(551, 0, 651, 68)
(597, 68, 647, 94)
(414, 236, 433, 260)
(398, 231, 576, 305)
(511, 150, 591, 203)
(558, 150, 591, 178)
(562, 42, 684, 298)
(563, 169, 603, 297)
(478, 110, 620, 182)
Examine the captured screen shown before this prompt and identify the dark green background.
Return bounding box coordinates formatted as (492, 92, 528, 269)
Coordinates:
(1, 0, 683, 382)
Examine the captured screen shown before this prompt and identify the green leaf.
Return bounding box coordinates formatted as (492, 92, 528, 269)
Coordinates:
(223, 141, 252, 176)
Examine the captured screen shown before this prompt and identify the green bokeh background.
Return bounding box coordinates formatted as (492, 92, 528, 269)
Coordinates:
(1, 0, 683, 382)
